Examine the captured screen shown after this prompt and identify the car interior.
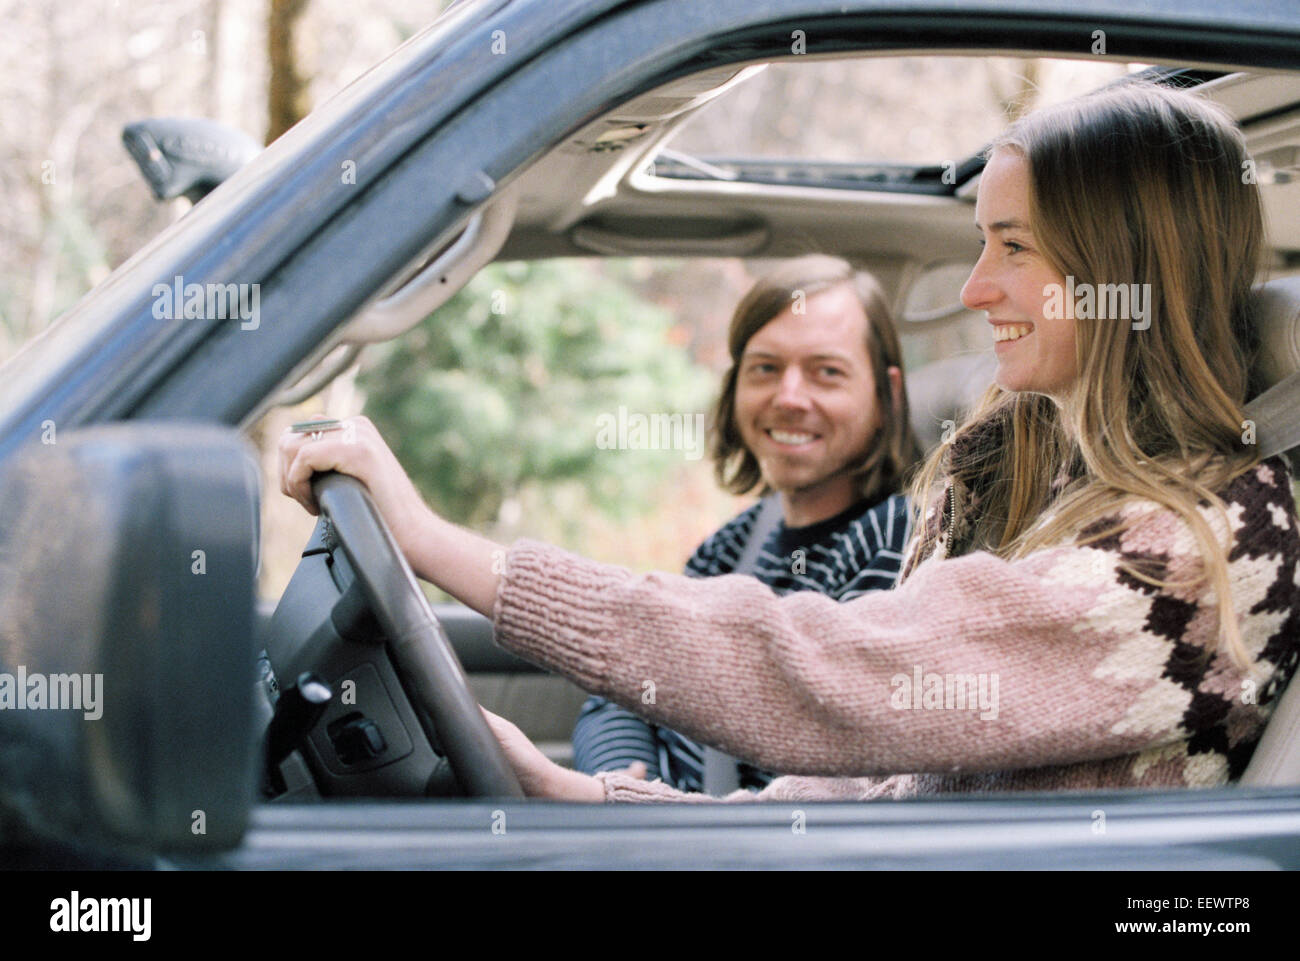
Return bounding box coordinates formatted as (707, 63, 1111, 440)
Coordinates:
(253, 56, 1300, 801)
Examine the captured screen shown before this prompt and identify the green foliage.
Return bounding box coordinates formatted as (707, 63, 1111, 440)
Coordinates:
(359, 260, 714, 529)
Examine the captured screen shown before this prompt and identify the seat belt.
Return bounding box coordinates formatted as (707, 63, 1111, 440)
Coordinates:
(1244, 371, 1300, 461)
(1239, 372, 1300, 786)
(701, 494, 784, 796)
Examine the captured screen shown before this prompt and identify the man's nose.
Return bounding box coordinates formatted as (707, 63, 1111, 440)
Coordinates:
(773, 366, 811, 408)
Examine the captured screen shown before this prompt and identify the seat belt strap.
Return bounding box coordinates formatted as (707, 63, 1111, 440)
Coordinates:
(1244, 372, 1300, 461)
(701, 494, 783, 796)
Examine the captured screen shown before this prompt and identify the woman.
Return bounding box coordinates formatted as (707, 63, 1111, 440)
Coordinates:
(573, 256, 921, 793)
(280, 81, 1300, 803)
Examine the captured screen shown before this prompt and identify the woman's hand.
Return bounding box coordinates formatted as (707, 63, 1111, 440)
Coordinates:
(278, 414, 429, 562)
(278, 414, 504, 613)
(480, 707, 606, 801)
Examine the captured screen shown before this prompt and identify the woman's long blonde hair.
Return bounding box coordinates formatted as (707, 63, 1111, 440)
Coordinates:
(906, 80, 1266, 668)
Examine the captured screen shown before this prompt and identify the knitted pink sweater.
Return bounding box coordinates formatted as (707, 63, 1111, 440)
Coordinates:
(491, 457, 1300, 803)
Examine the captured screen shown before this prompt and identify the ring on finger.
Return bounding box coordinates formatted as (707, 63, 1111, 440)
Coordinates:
(291, 419, 344, 444)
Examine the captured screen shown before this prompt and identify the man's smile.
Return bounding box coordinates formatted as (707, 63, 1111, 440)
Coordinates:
(764, 428, 821, 449)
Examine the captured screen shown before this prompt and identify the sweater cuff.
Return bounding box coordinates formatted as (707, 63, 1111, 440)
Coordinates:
(491, 539, 624, 692)
(594, 771, 724, 804)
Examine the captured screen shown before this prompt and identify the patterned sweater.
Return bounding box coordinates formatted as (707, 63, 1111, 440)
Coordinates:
(491, 444, 1300, 803)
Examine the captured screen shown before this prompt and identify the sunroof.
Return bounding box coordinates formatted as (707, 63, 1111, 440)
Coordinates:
(660, 56, 1154, 170)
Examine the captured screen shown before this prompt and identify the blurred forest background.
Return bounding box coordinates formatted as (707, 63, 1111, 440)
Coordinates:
(0, 0, 1137, 598)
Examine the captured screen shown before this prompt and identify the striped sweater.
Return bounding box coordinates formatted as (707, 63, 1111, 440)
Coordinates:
(491, 445, 1300, 803)
(572, 493, 912, 792)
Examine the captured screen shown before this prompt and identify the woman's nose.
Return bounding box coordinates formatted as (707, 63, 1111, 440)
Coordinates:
(961, 250, 1000, 312)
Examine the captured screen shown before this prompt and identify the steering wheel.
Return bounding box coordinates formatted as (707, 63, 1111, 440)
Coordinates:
(312, 470, 524, 799)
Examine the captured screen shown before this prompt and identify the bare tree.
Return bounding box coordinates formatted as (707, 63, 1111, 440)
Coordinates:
(266, 0, 311, 142)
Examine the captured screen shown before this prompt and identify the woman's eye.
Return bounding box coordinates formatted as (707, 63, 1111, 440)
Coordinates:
(975, 236, 1028, 254)
(818, 366, 845, 378)
(748, 362, 776, 375)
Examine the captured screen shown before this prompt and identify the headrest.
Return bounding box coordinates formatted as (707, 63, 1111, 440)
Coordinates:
(905, 351, 995, 452)
(1254, 273, 1300, 392)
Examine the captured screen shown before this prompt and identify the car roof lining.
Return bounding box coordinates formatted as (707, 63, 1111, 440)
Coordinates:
(500, 53, 1300, 278)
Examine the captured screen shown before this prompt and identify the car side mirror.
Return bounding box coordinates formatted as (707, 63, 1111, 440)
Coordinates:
(121, 117, 262, 204)
(0, 422, 260, 856)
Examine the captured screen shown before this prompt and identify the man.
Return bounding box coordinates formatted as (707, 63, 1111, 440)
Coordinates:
(572, 255, 922, 792)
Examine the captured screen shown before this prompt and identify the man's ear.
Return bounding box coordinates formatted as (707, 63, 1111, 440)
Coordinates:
(886, 365, 904, 413)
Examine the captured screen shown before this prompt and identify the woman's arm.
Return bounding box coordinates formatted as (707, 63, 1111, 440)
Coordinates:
(488, 507, 1282, 779)
(405, 510, 503, 615)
